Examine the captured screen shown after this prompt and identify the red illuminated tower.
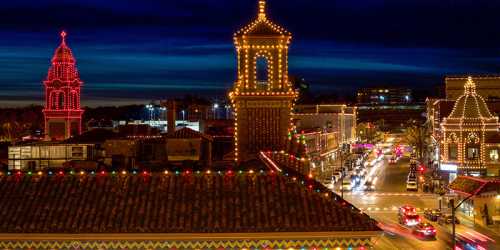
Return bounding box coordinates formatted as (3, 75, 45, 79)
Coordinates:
(43, 31, 84, 140)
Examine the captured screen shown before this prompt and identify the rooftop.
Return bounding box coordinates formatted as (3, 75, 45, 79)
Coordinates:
(235, 0, 291, 37)
(449, 176, 500, 196)
(0, 170, 380, 234)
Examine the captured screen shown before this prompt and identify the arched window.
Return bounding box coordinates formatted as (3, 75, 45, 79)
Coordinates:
(50, 92, 58, 110)
(71, 91, 78, 109)
(58, 92, 65, 110)
(256, 56, 268, 89)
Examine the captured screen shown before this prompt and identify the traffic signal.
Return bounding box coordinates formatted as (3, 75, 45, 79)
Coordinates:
(418, 165, 425, 172)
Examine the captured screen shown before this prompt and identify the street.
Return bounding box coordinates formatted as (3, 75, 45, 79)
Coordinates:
(334, 156, 500, 250)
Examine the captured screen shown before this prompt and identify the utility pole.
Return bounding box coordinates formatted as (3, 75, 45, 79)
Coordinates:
(340, 151, 344, 199)
(451, 199, 456, 248)
(450, 194, 474, 249)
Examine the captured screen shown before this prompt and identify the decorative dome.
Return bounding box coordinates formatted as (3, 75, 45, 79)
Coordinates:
(235, 0, 291, 37)
(447, 76, 495, 120)
(46, 31, 80, 82)
(51, 31, 75, 64)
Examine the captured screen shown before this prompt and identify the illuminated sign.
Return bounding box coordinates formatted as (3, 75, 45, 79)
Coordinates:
(440, 163, 458, 172)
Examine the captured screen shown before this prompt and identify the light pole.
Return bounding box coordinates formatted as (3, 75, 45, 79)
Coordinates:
(181, 110, 186, 121)
(225, 104, 230, 119)
(213, 103, 219, 119)
(160, 107, 166, 121)
(146, 104, 154, 121)
(339, 148, 350, 199)
(450, 194, 474, 248)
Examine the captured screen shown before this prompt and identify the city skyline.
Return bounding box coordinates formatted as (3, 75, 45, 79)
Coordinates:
(1, 0, 500, 106)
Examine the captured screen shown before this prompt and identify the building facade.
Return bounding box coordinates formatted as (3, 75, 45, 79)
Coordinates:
(8, 143, 95, 170)
(357, 87, 412, 105)
(43, 31, 84, 141)
(229, 0, 296, 162)
(440, 77, 500, 176)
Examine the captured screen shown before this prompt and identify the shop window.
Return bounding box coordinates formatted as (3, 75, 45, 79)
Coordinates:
(449, 144, 458, 160)
(71, 146, 84, 158)
(467, 147, 479, 160)
(490, 149, 499, 162)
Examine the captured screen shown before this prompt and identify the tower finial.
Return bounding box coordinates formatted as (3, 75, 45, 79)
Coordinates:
(464, 76, 476, 94)
(60, 30, 67, 45)
(258, 0, 266, 19)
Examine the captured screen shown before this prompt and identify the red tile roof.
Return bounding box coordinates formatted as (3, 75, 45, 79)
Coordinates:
(0, 172, 379, 234)
(449, 176, 500, 196)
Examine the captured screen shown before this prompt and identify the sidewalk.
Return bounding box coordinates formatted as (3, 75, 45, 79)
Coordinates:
(456, 211, 500, 237)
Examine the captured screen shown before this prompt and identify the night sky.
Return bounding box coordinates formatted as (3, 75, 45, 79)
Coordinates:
(0, 0, 499, 107)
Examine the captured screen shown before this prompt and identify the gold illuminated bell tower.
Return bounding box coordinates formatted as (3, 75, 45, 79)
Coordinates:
(229, 0, 296, 162)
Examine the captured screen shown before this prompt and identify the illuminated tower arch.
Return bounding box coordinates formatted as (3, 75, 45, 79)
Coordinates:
(229, 0, 296, 162)
(43, 31, 84, 141)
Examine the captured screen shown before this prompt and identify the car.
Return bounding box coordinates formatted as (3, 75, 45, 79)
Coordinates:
(323, 178, 333, 185)
(352, 175, 362, 186)
(399, 213, 422, 226)
(399, 205, 417, 217)
(342, 179, 353, 191)
(437, 214, 460, 225)
(389, 156, 397, 164)
(364, 180, 375, 191)
(412, 222, 437, 239)
(406, 180, 418, 191)
(455, 233, 487, 250)
(332, 171, 342, 182)
(423, 209, 442, 221)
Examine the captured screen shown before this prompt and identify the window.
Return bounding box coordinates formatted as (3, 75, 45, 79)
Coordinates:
(467, 147, 479, 160)
(50, 92, 58, 109)
(71, 146, 84, 158)
(256, 56, 268, 89)
(449, 145, 458, 160)
(58, 92, 65, 109)
(490, 149, 499, 162)
(71, 91, 78, 109)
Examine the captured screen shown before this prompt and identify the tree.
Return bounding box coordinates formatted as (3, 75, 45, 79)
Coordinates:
(1, 121, 23, 144)
(356, 122, 383, 144)
(404, 122, 431, 162)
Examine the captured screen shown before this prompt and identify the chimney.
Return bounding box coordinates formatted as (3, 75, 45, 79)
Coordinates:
(167, 100, 176, 133)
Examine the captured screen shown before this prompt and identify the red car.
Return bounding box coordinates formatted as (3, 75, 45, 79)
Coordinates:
(400, 214, 422, 226)
(398, 205, 421, 226)
(412, 222, 436, 239)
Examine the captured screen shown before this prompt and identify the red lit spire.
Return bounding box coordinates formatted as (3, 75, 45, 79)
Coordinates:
(43, 30, 84, 141)
(47, 30, 79, 81)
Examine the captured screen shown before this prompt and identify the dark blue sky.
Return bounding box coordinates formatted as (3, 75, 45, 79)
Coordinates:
(0, 0, 499, 106)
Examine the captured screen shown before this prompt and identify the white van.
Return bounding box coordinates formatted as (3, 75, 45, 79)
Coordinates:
(406, 179, 418, 191)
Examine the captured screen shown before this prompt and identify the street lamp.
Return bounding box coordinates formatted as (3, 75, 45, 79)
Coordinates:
(213, 103, 219, 119)
(225, 104, 230, 119)
(450, 194, 474, 248)
(146, 104, 154, 121)
(160, 107, 166, 121)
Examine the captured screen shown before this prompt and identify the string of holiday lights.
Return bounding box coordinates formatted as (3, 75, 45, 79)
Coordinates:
(0, 166, 367, 215)
(230, 0, 297, 162)
(440, 77, 500, 171)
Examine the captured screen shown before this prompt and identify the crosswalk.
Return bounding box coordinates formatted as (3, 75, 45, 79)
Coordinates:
(344, 192, 438, 197)
(358, 206, 430, 213)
